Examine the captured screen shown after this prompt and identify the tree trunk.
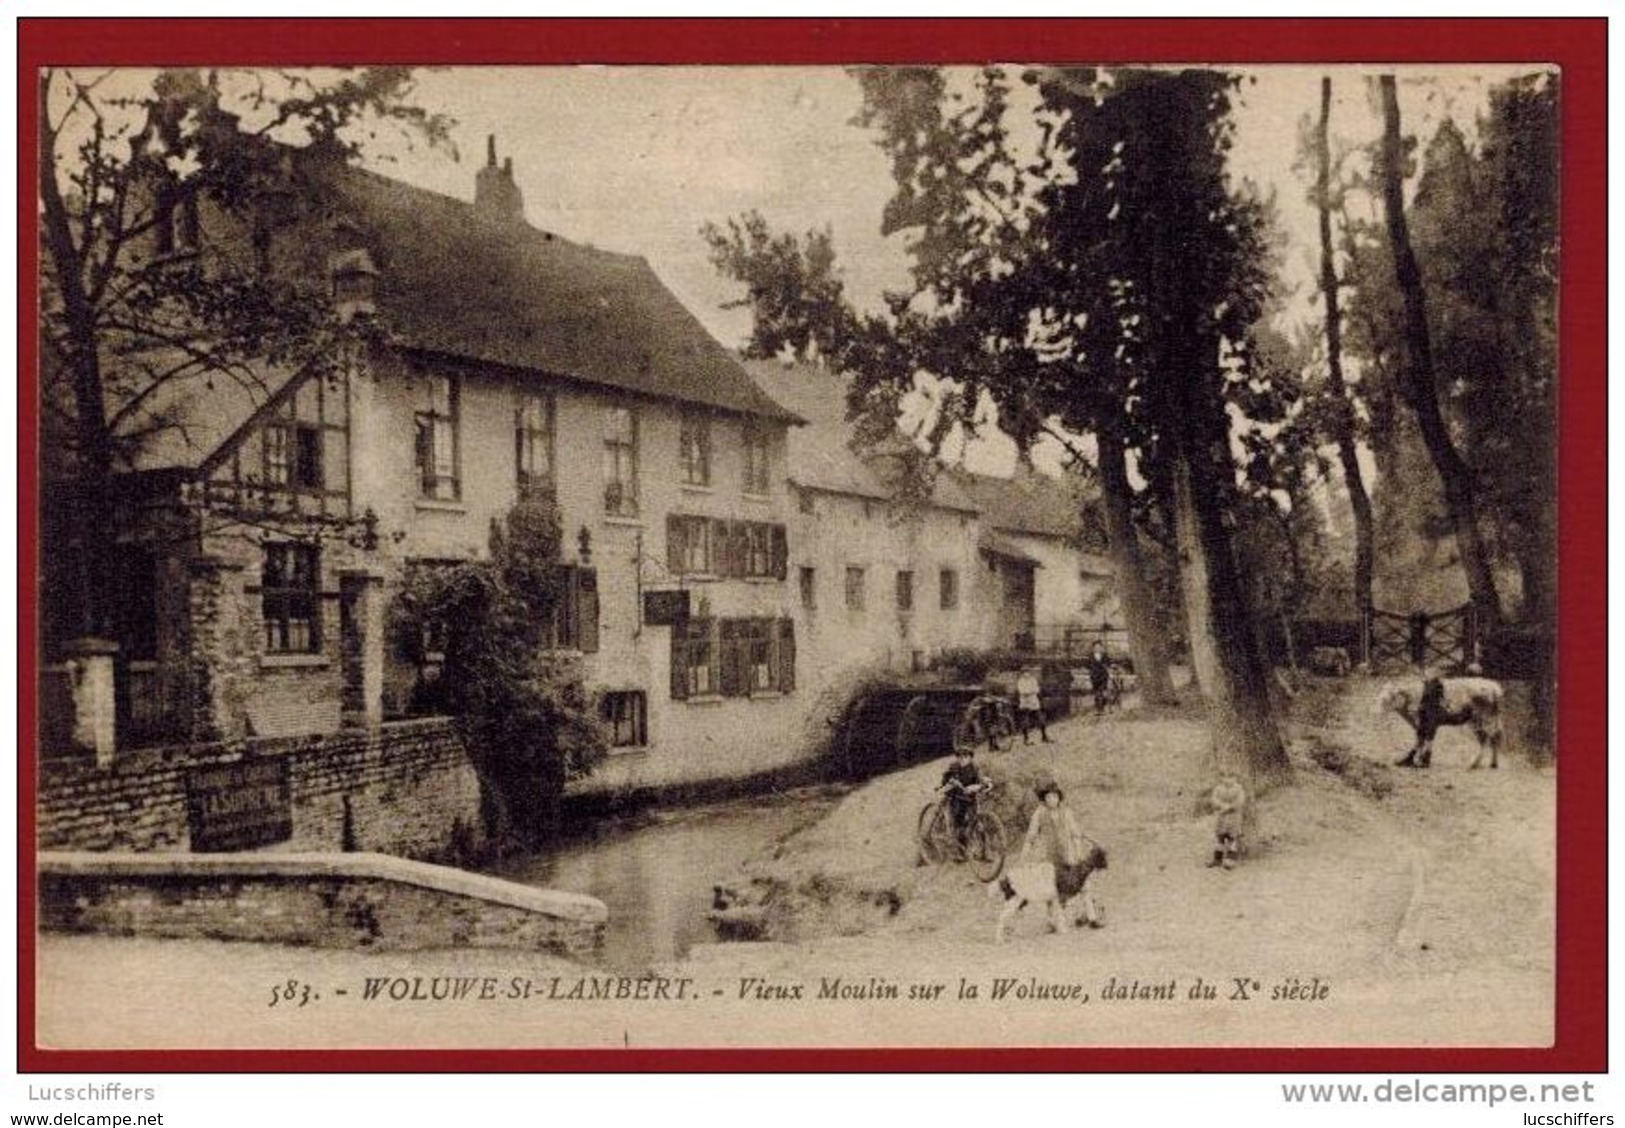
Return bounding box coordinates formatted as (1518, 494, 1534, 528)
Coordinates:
(1097, 431, 1179, 705)
(39, 72, 117, 640)
(1317, 77, 1376, 637)
(1171, 452, 1292, 787)
(1377, 75, 1504, 633)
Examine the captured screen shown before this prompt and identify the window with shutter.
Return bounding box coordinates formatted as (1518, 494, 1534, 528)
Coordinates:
(601, 691, 647, 748)
(674, 617, 719, 699)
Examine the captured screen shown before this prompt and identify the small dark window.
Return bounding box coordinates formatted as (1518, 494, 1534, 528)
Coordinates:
(293, 425, 324, 490)
(845, 566, 866, 611)
(896, 570, 914, 612)
(263, 543, 320, 654)
(940, 568, 959, 611)
(799, 566, 817, 611)
(601, 691, 648, 749)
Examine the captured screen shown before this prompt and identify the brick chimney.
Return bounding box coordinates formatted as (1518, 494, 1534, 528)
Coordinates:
(475, 134, 525, 222)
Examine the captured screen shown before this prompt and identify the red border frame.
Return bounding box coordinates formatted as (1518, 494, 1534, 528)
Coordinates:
(17, 17, 1607, 1073)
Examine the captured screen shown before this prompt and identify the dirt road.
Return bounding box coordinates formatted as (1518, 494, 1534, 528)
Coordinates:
(33, 679, 1554, 1050)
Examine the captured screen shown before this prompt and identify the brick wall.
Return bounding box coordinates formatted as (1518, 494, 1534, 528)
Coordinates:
(38, 718, 482, 860)
(39, 852, 605, 956)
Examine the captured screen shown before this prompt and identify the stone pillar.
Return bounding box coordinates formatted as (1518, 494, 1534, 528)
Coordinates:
(61, 638, 118, 767)
(339, 569, 386, 728)
(186, 555, 248, 742)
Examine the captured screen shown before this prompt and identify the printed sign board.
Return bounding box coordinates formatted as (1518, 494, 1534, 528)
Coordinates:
(642, 589, 690, 627)
(185, 757, 293, 852)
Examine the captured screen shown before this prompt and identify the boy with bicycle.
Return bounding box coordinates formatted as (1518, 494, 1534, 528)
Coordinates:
(938, 745, 987, 848)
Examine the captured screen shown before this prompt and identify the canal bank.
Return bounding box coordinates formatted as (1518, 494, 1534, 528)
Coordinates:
(491, 784, 849, 972)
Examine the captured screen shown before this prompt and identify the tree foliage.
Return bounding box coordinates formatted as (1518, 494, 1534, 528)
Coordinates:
(392, 499, 606, 851)
(700, 210, 855, 362)
(1341, 74, 1557, 631)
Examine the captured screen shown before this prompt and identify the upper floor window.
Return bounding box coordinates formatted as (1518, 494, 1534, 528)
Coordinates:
(154, 183, 200, 257)
(604, 407, 639, 517)
(669, 515, 715, 576)
(204, 369, 349, 524)
(667, 516, 786, 580)
(415, 374, 459, 500)
(940, 568, 960, 611)
(266, 421, 323, 491)
(743, 424, 771, 496)
(680, 413, 712, 487)
(745, 522, 773, 578)
(262, 543, 320, 654)
(799, 566, 817, 611)
(516, 393, 555, 498)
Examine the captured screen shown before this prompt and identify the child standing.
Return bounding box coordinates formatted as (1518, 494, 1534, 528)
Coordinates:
(1016, 666, 1052, 744)
(1207, 776, 1248, 869)
(1021, 780, 1103, 928)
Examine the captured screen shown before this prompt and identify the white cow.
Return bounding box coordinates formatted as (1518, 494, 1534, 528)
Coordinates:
(1379, 676, 1506, 769)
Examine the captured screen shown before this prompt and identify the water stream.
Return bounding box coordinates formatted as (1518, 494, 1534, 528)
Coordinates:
(490, 784, 848, 972)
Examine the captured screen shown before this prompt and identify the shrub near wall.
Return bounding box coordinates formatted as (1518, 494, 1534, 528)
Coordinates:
(37, 718, 483, 860)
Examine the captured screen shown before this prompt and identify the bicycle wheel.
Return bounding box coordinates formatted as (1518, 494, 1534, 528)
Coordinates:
(968, 811, 1007, 881)
(986, 706, 1016, 752)
(917, 802, 954, 865)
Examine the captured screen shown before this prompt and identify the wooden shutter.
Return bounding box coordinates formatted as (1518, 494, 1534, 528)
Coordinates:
(778, 617, 796, 692)
(705, 518, 727, 578)
(719, 620, 745, 698)
(577, 568, 599, 654)
(667, 515, 684, 576)
(670, 622, 689, 701)
(770, 524, 788, 580)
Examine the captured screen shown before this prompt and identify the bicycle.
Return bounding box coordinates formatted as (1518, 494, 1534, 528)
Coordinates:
(917, 779, 1007, 881)
(952, 694, 1017, 754)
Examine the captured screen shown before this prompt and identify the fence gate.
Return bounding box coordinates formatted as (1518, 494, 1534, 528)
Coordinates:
(1367, 604, 1477, 670)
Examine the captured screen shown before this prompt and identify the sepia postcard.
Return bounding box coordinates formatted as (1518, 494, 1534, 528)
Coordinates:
(21, 19, 1604, 1070)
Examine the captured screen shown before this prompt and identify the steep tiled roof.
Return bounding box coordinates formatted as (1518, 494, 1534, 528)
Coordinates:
(743, 358, 977, 513)
(114, 157, 799, 474)
(743, 358, 889, 501)
(950, 464, 1090, 541)
(330, 164, 799, 425)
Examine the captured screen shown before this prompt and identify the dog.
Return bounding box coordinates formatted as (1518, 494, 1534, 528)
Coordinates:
(1378, 676, 1506, 769)
(988, 843, 1107, 943)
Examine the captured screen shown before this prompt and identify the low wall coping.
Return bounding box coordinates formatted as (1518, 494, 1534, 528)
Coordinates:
(39, 850, 607, 924)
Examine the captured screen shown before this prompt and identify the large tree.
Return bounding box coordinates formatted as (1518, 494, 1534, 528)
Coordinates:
(39, 67, 449, 643)
(1374, 75, 1505, 634)
(1311, 76, 1377, 638)
(853, 67, 1288, 781)
(843, 66, 1188, 708)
